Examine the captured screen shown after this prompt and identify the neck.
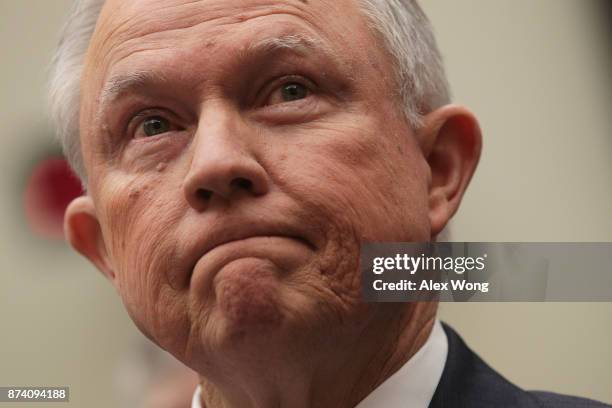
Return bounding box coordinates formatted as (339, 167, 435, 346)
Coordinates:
(198, 302, 437, 408)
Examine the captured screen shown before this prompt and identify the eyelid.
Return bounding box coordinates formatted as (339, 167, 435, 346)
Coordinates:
(257, 74, 318, 107)
(127, 108, 182, 139)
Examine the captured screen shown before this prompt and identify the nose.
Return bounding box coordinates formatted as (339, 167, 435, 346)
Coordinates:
(183, 109, 269, 211)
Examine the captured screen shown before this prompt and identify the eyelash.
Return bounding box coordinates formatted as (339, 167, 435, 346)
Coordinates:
(258, 74, 317, 106)
(127, 109, 181, 139)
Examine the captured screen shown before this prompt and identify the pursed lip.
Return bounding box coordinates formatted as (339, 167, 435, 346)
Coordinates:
(197, 220, 316, 259)
(182, 213, 321, 289)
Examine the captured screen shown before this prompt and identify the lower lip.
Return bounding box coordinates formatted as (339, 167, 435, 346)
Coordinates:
(213, 256, 279, 286)
(190, 236, 313, 294)
(209, 235, 312, 256)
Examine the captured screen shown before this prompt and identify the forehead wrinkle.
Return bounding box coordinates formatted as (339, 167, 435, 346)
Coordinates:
(89, 0, 354, 82)
(86, 0, 370, 125)
(87, 1, 319, 99)
(94, 0, 312, 57)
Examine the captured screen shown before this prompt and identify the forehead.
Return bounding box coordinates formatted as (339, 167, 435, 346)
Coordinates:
(80, 0, 387, 131)
(87, 0, 374, 74)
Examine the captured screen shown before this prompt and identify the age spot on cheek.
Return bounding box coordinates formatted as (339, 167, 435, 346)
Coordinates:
(128, 187, 141, 200)
(126, 183, 154, 201)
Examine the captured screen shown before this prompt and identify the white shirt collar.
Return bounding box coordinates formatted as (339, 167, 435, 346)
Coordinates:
(191, 383, 202, 408)
(192, 320, 447, 408)
(355, 319, 447, 408)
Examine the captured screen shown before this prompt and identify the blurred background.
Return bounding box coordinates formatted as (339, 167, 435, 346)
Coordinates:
(0, 0, 610, 407)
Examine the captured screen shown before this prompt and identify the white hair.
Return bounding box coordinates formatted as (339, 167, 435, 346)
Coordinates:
(48, 0, 450, 185)
(359, 0, 450, 124)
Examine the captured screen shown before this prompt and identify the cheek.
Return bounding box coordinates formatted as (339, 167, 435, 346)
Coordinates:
(265, 117, 430, 320)
(270, 116, 430, 242)
(96, 173, 192, 353)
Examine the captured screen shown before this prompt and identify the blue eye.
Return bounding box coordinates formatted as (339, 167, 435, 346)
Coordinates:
(142, 116, 171, 137)
(280, 83, 308, 102)
(265, 80, 312, 106)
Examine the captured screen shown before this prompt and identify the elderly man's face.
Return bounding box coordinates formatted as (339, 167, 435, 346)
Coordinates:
(69, 0, 478, 375)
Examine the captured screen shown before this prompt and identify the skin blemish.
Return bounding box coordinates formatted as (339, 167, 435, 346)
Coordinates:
(128, 187, 141, 200)
(156, 162, 167, 172)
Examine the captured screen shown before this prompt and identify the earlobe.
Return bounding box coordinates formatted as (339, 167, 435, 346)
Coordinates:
(64, 196, 116, 283)
(419, 105, 482, 238)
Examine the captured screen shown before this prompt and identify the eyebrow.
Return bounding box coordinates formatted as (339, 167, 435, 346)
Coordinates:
(98, 33, 340, 106)
(99, 70, 167, 106)
(247, 33, 331, 56)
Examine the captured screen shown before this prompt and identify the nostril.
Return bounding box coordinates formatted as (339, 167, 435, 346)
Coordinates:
(231, 177, 253, 190)
(196, 188, 212, 201)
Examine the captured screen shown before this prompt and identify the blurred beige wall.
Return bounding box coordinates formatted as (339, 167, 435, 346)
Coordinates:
(0, 2, 140, 408)
(0, 1, 610, 407)
(421, 0, 612, 403)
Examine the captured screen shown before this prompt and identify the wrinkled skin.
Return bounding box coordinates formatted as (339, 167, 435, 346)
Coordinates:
(66, 0, 481, 406)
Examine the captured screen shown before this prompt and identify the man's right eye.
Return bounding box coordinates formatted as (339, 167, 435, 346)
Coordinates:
(141, 116, 171, 137)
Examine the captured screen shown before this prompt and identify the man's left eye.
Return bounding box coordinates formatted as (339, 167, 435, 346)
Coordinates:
(267, 82, 311, 105)
(142, 116, 171, 137)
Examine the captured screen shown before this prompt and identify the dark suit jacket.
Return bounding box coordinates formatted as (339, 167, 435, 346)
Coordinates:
(429, 324, 611, 407)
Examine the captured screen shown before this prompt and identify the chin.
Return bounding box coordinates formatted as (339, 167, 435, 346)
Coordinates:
(213, 257, 286, 338)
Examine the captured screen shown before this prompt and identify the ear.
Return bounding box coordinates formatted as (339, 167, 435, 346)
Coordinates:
(417, 105, 482, 238)
(64, 196, 117, 284)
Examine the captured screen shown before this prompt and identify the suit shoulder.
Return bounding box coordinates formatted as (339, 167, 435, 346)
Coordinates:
(530, 391, 612, 408)
(433, 324, 611, 408)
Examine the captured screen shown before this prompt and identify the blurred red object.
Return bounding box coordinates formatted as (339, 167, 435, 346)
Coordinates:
(24, 157, 83, 240)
